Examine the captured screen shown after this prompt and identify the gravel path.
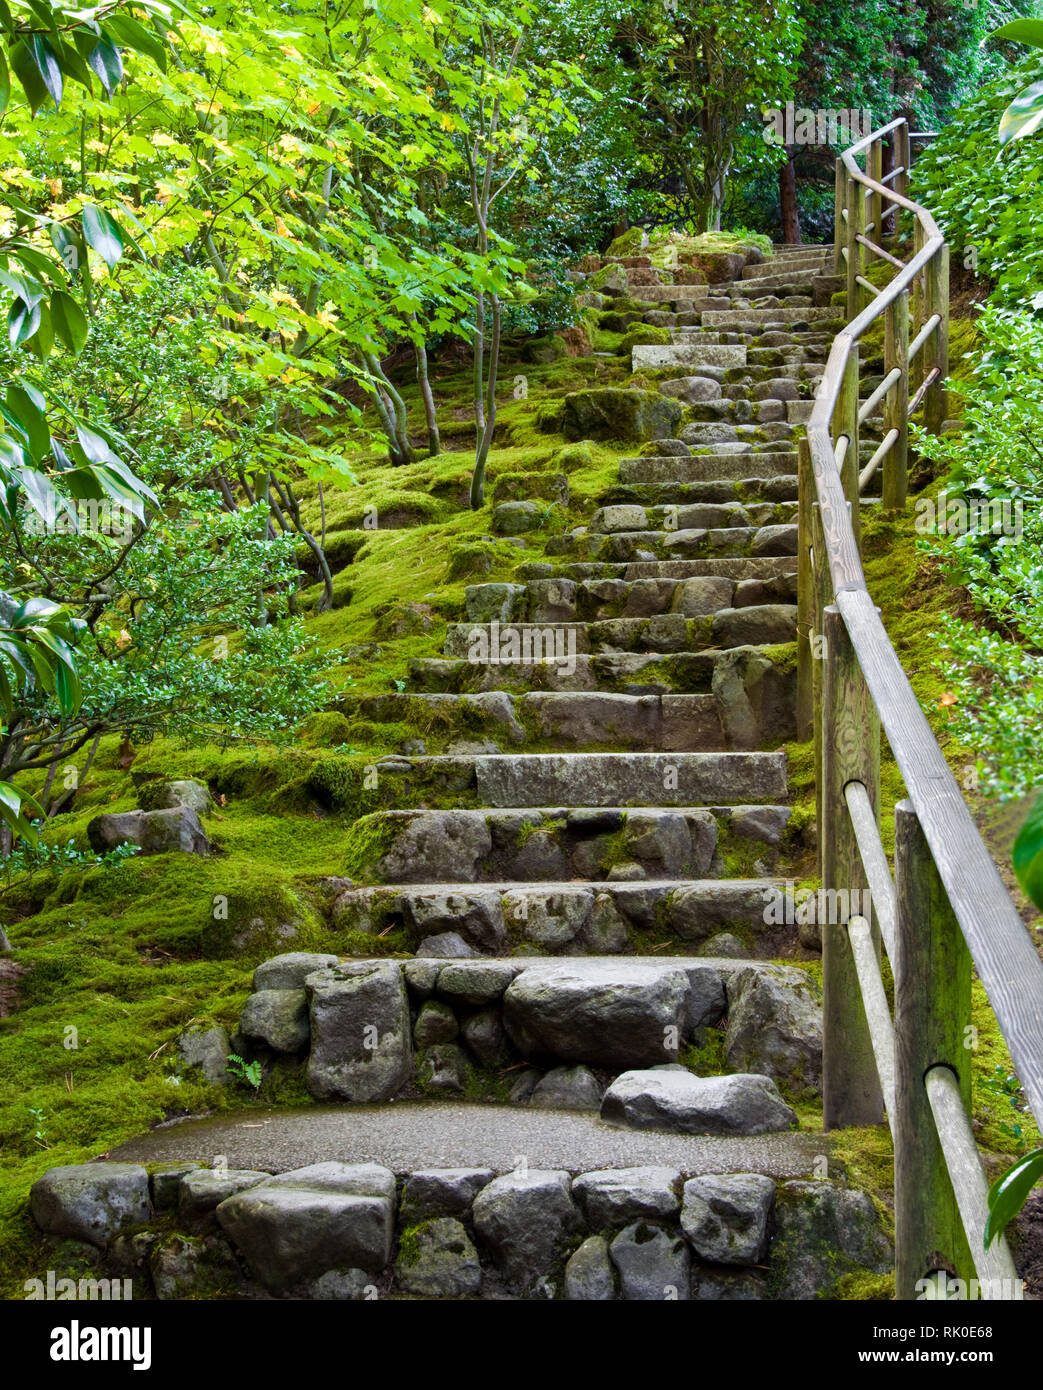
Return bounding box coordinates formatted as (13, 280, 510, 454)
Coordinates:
(107, 1101, 825, 1178)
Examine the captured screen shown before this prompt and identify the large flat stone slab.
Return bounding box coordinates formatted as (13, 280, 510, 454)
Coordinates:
(474, 751, 788, 807)
(632, 345, 747, 370)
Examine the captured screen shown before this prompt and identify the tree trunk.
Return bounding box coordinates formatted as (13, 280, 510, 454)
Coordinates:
(779, 154, 801, 244)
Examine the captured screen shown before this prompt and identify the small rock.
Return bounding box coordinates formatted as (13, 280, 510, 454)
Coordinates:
(31, 1164, 151, 1248)
(176, 1026, 231, 1088)
(416, 932, 477, 958)
(530, 1065, 603, 1111)
(253, 952, 339, 991)
(179, 1169, 269, 1230)
(460, 1008, 512, 1067)
(413, 1000, 459, 1047)
(399, 1169, 496, 1226)
(472, 1171, 584, 1293)
(680, 1173, 775, 1264)
(418, 1042, 470, 1094)
(493, 501, 542, 536)
(573, 1167, 681, 1229)
(610, 1221, 690, 1300)
(565, 1234, 617, 1300)
(87, 807, 209, 856)
(394, 1217, 482, 1298)
(600, 1070, 797, 1136)
(239, 989, 309, 1054)
(149, 1163, 200, 1213)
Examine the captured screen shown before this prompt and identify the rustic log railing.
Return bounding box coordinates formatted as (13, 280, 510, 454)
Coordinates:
(798, 115, 1043, 1300)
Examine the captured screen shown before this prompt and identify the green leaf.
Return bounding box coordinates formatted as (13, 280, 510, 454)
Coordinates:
(3, 384, 50, 459)
(80, 206, 124, 269)
(985, 1146, 1043, 1248)
(9, 39, 48, 114)
(992, 19, 1043, 50)
(31, 34, 63, 108)
(87, 38, 122, 97)
(1013, 794, 1043, 911)
(999, 79, 1043, 146)
(0, 48, 10, 115)
(8, 297, 40, 347)
(50, 291, 89, 355)
(103, 14, 167, 70)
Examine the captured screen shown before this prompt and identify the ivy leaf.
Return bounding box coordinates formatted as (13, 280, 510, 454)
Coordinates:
(985, 1146, 1043, 1248)
(1013, 793, 1043, 911)
(80, 205, 124, 269)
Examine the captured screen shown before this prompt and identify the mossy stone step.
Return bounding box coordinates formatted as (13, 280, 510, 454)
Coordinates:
(631, 344, 747, 370)
(516, 557, 797, 583)
(465, 572, 797, 625)
(619, 452, 797, 483)
(544, 523, 798, 563)
(702, 308, 837, 328)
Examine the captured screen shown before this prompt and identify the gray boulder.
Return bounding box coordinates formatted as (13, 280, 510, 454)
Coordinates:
(724, 965, 823, 1092)
(31, 1164, 151, 1248)
(253, 952, 338, 991)
(460, 1008, 512, 1067)
(216, 1163, 396, 1294)
(600, 1070, 797, 1136)
(87, 807, 209, 856)
(398, 1169, 496, 1226)
(139, 778, 212, 815)
(436, 960, 521, 1006)
(769, 1179, 893, 1299)
(176, 1025, 231, 1087)
(149, 1163, 200, 1213)
(610, 1222, 690, 1301)
(565, 1235, 617, 1300)
(659, 376, 723, 405)
(416, 932, 477, 959)
(573, 1167, 681, 1229)
(405, 893, 506, 953)
(530, 1065, 603, 1111)
(472, 1171, 584, 1292)
(503, 960, 688, 1069)
(305, 961, 412, 1102)
(413, 1000, 459, 1047)
(504, 888, 593, 949)
(418, 1042, 469, 1095)
(493, 500, 542, 535)
(150, 1233, 242, 1300)
(379, 811, 492, 884)
(239, 989, 309, 1053)
(394, 1217, 482, 1298)
(179, 1169, 269, 1230)
(680, 1173, 775, 1264)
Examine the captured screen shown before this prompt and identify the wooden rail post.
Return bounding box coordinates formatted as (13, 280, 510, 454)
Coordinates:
(832, 350, 861, 553)
(910, 219, 925, 405)
(834, 157, 845, 277)
(925, 244, 950, 433)
(894, 799, 974, 1299)
(821, 605, 883, 1129)
(846, 167, 864, 317)
(868, 137, 883, 249)
(811, 503, 831, 879)
(894, 122, 910, 205)
(796, 435, 814, 741)
(882, 289, 910, 510)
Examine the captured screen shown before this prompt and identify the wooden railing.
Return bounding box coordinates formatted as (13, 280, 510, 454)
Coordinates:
(798, 115, 1043, 1300)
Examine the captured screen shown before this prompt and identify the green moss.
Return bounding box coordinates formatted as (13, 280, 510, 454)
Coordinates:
(834, 1269, 896, 1300)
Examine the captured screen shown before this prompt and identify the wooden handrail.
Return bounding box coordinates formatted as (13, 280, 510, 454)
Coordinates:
(800, 116, 1043, 1301)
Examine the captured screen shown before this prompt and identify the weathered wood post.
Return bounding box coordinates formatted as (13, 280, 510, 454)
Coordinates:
(832, 351, 861, 553)
(834, 157, 845, 277)
(893, 799, 974, 1298)
(882, 289, 910, 511)
(821, 605, 883, 1129)
(924, 245, 950, 434)
(894, 122, 910, 206)
(868, 137, 883, 249)
(846, 166, 865, 317)
(796, 435, 814, 741)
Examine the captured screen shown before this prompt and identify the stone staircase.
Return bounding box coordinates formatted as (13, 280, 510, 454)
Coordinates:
(29, 242, 896, 1301)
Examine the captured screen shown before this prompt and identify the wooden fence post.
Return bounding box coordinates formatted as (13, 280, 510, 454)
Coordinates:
(846, 166, 864, 317)
(796, 435, 814, 741)
(894, 122, 910, 205)
(882, 289, 909, 511)
(834, 157, 845, 277)
(925, 244, 950, 434)
(832, 350, 861, 553)
(811, 503, 832, 880)
(894, 799, 974, 1299)
(821, 605, 883, 1129)
(868, 137, 883, 249)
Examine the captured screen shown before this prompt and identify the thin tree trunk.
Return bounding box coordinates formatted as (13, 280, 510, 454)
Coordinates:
(779, 153, 801, 244)
(413, 332, 441, 456)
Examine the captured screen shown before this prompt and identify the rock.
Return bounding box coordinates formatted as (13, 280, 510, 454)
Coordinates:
(751, 523, 798, 557)
(305, 960, 412, 1102)
(493, 501, 542, 536)
(576, 892, 630, 953)
(395, 1217, 482, 1297)
(713, 603, 797, 646)
(413, 1000, 459, 1047)
(698, 932, 749, 958)
(730, 806, 791, 845)
(770, 1180, 893, 1299)
(530, 1065, 603, 1111)
(217, 1164, 396, 1294)
(658, 376, 723, 405)
(239, 988, 309, 1053)
(573, 1168, 681, 1229)
(684, 250, 745, 283)
(680, 1173, 775, 1264)
(176, 1026, 231, 1087)
(589, 504, 649, 534)
(399, 1169, 496, 1226)
(691, 1267, 768, 1300)
(416, 932, 477, 959)
(418, 1042, 469, 1094)
(379, 810, 492, 884)
(465, 582, 527, 623)
(178, 1169, 269, 1230)
(149, 1163, 200, 1213)
(670, 576, 735, 618)
(435, 960, 520, 1006)
(253, 952, 339, 991)
(610, 1222, 690, 1300)
(508, 1068, 543, 1105)
(724, 966, 823, 1091)
(504, 960, 687, 1068)
(504, 887, 593, 949)
(639, 438, 691, 456)
(404, 892, 505, 952)
(403, 959, 441, 998)
(139, 778, 212, 815)
(624, 811, 692, 876)
(525, 577, 578, 623)
(300, 1268, 373, 1299)
(565, 1235, 617, 1300)
(472, 1171, 584, 1293)
(563, 389, 682, 444)
(150, 1233, 242, 1299)
(600, 1070, 797, 1135)
(30, 1164, 151, 1248)
(87, 807, 209, 856)
(460, 1008, 512, 1066)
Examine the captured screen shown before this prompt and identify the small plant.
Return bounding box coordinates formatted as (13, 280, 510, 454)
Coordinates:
(28, 1107, 50, 1149)
(226, 1054, 263, 1091)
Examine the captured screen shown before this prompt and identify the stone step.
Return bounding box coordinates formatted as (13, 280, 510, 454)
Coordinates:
(545, 523, 798, 564)
(627, 282, 710, 302)
(631, 344, 747, 370)
(444, 604, 796, 661)
(328, 878, 792, 957)
(619, 452, 796, 483)
(517, 557, 797, 584)
(702, 308, 837, 328)
(679, 423, 796, 446)
(744, 257, 831, 280)
(600, 478, 798, 509)
(786, 400, 814, 423)
(411, 644, 793, 697)
(342, 804, 794, 887)
(466, 572, 797, 624)
(469, 750, 788, 807)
